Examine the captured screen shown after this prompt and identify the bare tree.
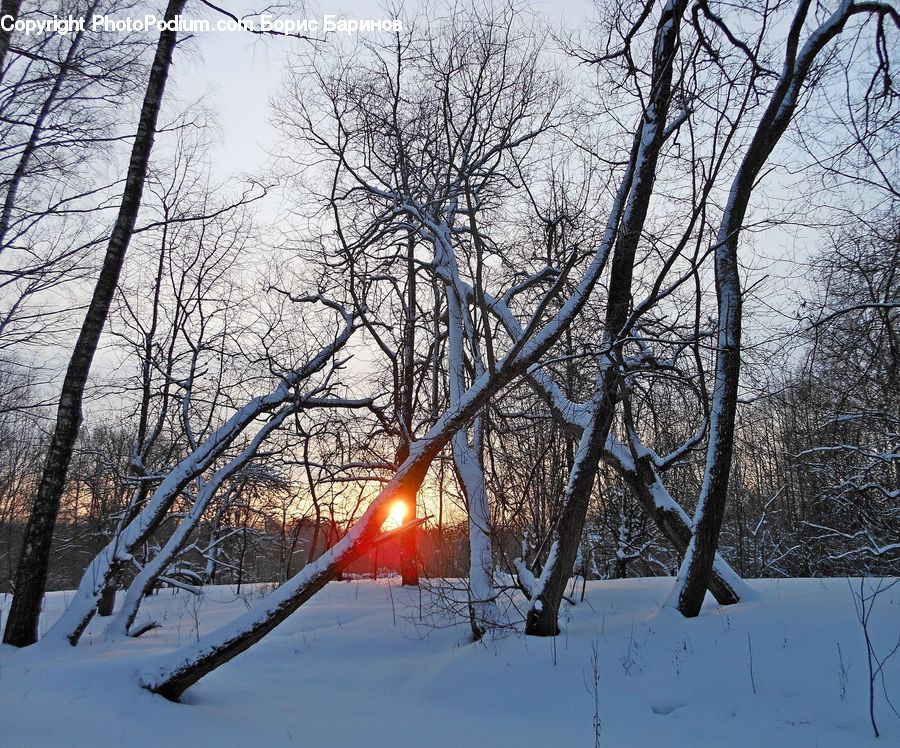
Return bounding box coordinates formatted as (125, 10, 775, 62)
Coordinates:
(4, 0, 186, 647)
(0, 0, 894, 707)
(671, 0, 898, 617)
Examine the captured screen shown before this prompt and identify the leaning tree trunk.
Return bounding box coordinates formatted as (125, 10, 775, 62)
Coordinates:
(526, 391, 616, 635)
(2, 0, 186, 647)
(142, 345, 533, 700)
(476, 282, 749, 605)
(608, 443, 749, 604)
(45, 315, 356, 647)
(140, 192, 629, 698)
(141, 468, 429, 701)
(103, 408, 294, 641)
(672, 0, 868, 617)
(525, 0, 688, 637)
(97, 585, 117, 618)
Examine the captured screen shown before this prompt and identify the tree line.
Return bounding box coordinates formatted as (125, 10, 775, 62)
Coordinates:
(0, 0, 896, 701)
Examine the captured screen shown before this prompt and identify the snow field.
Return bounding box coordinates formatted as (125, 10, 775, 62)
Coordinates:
(1, 577, 897, 747)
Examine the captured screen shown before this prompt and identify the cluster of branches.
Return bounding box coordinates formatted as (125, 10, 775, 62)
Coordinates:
(0, 0, 895, 705)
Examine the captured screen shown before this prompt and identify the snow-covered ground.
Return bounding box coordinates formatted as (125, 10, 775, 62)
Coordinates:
(1, 577, 897, 746)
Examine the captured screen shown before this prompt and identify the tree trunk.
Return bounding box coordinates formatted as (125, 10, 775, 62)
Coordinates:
(672, 0, 863, 617)
(399, 234, 419, 585)
(143, 466, 430, 701)
(97, 584, 117, 617)
(397, 443, 419, 585)
(612, 448, 746, 604)
(526, 400, 613, 636)
(440, 232, 495, 635)
(525, 0, 688, 637)
(483, 285, 749, 605)
(141, 210, 626, 696)
(2, 0, 186, 647)
(103, 409, 292, 640)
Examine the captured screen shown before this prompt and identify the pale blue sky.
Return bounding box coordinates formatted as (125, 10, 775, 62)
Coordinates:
(172, 0, 594, 179)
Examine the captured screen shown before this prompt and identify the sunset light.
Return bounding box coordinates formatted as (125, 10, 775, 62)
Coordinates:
(1, 1, 890, 744)
(384, 500, 408, 530)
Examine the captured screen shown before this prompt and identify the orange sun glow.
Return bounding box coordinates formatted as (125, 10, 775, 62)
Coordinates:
(384, 500, 408, 529)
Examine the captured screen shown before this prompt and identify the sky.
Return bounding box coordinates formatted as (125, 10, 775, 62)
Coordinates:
(171, 0, 595, 179)
(70, 0, 869, 423)
(166, 0, 822, 384)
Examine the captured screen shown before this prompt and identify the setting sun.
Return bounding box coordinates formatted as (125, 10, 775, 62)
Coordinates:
(384, 500, 408, 529)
